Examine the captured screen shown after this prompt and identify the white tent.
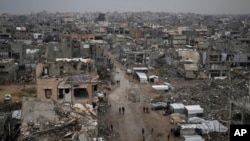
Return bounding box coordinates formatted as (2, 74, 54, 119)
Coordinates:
(152, 85, 169, 91)
(185, 105, 204, 117)
(180, 120, 228, 135)
(149, 75, 159, 82)
(188, 117, 206, 124)
(197, 120, 228, 134)
(136, 72, 148, 83)
(170, 103, 185, 114)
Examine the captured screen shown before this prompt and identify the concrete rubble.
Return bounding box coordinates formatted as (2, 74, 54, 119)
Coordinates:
(168, 79, 249, 120)
(20, 97, 98, 141)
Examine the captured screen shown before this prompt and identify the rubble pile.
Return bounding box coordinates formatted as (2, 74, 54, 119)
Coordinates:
(20, 97, 97, 141)
(98, 125, 120, 141)
(150, 95, 165, 103)
(170, 79, 249, 120)
(128, 92, 137, 103)
(97, 66, 112, 80)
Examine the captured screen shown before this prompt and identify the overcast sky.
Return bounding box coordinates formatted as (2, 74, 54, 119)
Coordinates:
(1, 0, 250, 15)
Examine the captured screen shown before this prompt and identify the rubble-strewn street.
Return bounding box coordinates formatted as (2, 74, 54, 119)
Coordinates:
(104, 57, 182, 141)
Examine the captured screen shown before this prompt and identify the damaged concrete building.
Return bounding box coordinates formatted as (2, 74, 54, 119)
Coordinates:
(204, 43, 250, 79)
(0, 58, 18, 84)
(121, 49, 155, 66)
(230, 98, 250, 125)
(36, 58, 98, 104)
(176, 49, 202, 79)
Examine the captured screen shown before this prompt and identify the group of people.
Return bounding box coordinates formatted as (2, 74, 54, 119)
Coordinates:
(116, 80, 120, 86)
(170, 127, 180, 137)
(119, 107, 125, 114)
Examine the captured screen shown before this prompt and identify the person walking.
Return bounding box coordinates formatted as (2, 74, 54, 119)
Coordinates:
(92, 102, 96, 109)
(143, 106, 145, 113)
(122, 107, 125, 114)
(142, 128, 145, 135)
(110, 124, 113, 131)
(151, 128, 154, 133)
(119, 107, 121, 114)
(167, 134, 170, 140)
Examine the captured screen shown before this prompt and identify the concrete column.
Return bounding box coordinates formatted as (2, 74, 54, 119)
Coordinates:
(143, 53, 145, 64)
(241, 102, 244, 124)
(229, 101, 232, 123)
(249, 79, 250, 96)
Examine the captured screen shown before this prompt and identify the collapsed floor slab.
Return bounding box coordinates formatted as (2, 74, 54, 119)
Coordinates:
(20, 97, 98, 141)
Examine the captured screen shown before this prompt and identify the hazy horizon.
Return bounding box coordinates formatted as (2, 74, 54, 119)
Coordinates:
(1, 0, 250, 15)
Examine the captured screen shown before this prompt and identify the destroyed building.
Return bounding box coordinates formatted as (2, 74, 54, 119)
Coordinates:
(176, 49, 201, 79)
(60, 30, 107, 66)
(230, 98, 250, 125)
(121, 49, 155, 66)
(202, 40, 250, 79)
(36, 58, 98, 104)
(107, 26, 130, 35)
(0, 59, 18, 84)
(118, 39, 160, 67)
(95, 13, 106, 22)
(0, 43, 11, 59)
(20, 97, 97, 141)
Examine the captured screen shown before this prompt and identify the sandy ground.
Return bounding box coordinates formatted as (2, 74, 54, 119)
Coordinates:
(0, 84, 36, 103)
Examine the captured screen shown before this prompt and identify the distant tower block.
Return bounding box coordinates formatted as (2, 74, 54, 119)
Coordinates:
(96, 13, 106, 21)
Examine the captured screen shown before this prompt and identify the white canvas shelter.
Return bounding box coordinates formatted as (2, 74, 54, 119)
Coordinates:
(149, 75, 159, 82)
(170, 103, 185, 114)
(152, 85, 169, 91)
(182, 135, 204, 141)
(185, 105, 204, 117)
(149, 75, 158, 79)
(188, 117, 206, 124)
(180, 120, 228, 135)
(136, 72, 148, 83)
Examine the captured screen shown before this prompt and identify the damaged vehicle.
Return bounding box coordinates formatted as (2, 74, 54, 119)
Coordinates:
(151, 102, 168, 110)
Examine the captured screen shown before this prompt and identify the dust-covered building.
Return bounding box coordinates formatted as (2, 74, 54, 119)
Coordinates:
(0, 59, 18, 84)
(36, 58, 98, 104)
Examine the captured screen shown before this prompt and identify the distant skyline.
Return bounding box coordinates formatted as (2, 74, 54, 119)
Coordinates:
(1, 0, 250, 15)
